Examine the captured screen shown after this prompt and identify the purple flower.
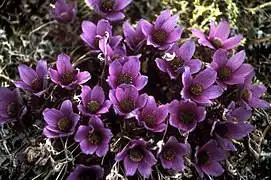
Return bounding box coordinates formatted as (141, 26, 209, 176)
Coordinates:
(181, 67, 223, 104)
(67, 164, 104, 180)
(211, 121, 255, 151)
(48, 53, 91, 89)
(157, 136, 190, 171)
(115, 139, 157, 178)
(74, 117, 113, 157)
(123, 20, 147, 51)
(107, 57, 148, 90)
(141, 9, 183, 50)
(109, 85, 148, 118)
(191, 21, 243, 50)
(0, 88, 27, 125)
(43, 100, 80, 138)
(78, 85, 112, 116)
(105, 44, 127, 63)
(210, 49, 253, 89)
(51, 0, 76, 23)
(194, 139, 229, 177)
(14, 60, 48, 97)
(81, 19, 122, 53)
(135, 96, 168, 132)
(168, 100, 206, 133)
(226, 101, 252, 123)
(86, 0, 132, 21)
(238, 71, 269, 109)
(155, 40, 202, 79)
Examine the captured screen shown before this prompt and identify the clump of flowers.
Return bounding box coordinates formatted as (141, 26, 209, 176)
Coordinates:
(1, 2, 270, 180)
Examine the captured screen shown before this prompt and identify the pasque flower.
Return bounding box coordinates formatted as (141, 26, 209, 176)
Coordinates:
(123, 20, 147, 51)
(155, 40, 202, 79)
(157, 136, 190, 171)
(105, 44, 127, 63)
(81, 19, 122, 53)
(191, 21, 243, 50)
(238, 71, 269, 109)
(14, 60, 48, 97)
(74, 117, 113, 157)
(67, 164, 104, 180)
(211, 121, 254, 151)
(210, 49, 253, 89)
(0, 88, 27, 125)
(51, 0, 76, 23)
(141, 9, 183, 50)
(226, 101, 252, 123)
(109, 85, 148, 118)
(43, 100, 80, 138)
(181, 67, 223, 104)
(86, 0, 132, 21)
(135, 96, 168, 132)
(194, 140, 229, 177)
(107, 57, 148, 90)
(115, 139, 157, 178)
(168, 100, 206, 133)
(48, 53, 91, 89)
(78, 85, 112, 116)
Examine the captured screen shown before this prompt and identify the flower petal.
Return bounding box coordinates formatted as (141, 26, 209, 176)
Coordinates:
(165, 27, 183, 43)
(74, 125, 89, 142)
(56, 53, 73, 75)
(212, 49, 228, 67)
(178, 39, 195, 61)
(193, 68, 217, 88)
(36, 60, 48, 78)
(18, 64, 38, 85)
(214, 21, 230, 40)
(185, 59, 202, 74)
(201, 161, 225, 177)
(76, 71, 91, 84)
(115, 0, 132, 10)
(155, 9, 171, 28)
(222, 35, 243, 50)
(91, 85, 105, 104)
(226, 50, 246, 71)
(60, 100, 73, 116)
(124, 156, 138, 176)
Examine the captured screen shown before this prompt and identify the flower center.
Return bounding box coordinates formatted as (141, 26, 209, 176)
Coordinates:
(111, 54, 121, 61)
(119, 99, 136, 113)
(143, 115, 156, 127)
(117, 73, 133, 86)
(189, 83, 204, 96)
(31, 78, 42, 91)
(168, 57, 184, 71)
(153, 29, 168, 44)
(100, 0, 115, 12)
(129, 148, 144, 162)
(6, 102, 19, 117)
(162, 148, 176, 161)
(60, 71, 75, 85)
(57, 118, 72, 132)
(210, 38, 223, 49)
(218, 67, 232, 81)
(242, 89, 251, 102)
(198, 150, 210, 165)
(60, 12, 69, 18)
(87, 101, 100, 113)
(216, 124, 228, 138)
(88, 131, 101, 145)
(180, 111, 195, 124)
